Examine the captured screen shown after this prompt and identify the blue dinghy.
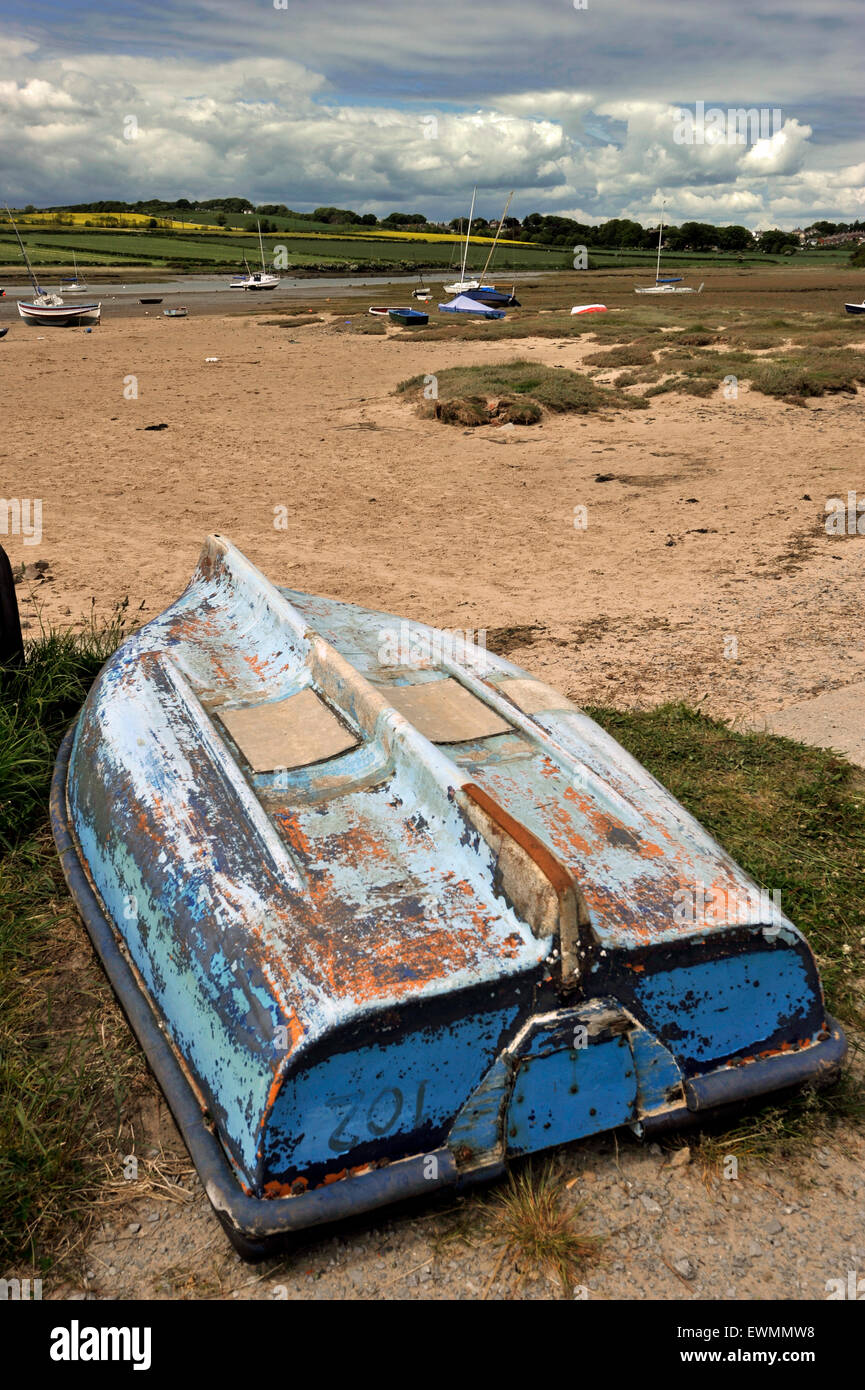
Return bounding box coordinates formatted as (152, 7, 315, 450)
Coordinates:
(51, 536, 845, 1256)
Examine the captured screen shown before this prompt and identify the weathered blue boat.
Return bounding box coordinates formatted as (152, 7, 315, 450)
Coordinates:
(51, 536, 845, 1256)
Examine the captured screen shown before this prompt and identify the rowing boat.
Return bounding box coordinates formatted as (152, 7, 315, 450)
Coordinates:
(51, 536, 845, 1255)
(388, 308, 428, 326)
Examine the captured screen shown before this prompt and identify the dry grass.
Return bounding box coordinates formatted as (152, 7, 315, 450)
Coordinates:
(485, 1161, 602, 1297)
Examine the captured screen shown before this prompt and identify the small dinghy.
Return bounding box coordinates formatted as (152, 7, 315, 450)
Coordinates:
(368, 306, 390, 316)
(163, 306, 188, 317)
(844, 301, 865, 315)
(571, 303, 608, 315)
(51, 536, 845, 1256)
(388, 307, 428, 326)
(139, 297, 163, 305)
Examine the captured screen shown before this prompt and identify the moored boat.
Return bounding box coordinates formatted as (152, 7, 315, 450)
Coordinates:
(18, 297, 101, 326)
(844, 301, 865, 315)
(228, 224, 281, 291)
(50, 534, 845, 1256)
(60, 253, 89, 294)
(5, 205, 101, 325)
(388, 307, 429, 326)
(163, 306, 188, 317)
(636, 200, 702, 294)
(463, 286, 520, 307)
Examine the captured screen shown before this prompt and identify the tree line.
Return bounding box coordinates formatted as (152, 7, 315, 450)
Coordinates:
(31, 198, 865, 253)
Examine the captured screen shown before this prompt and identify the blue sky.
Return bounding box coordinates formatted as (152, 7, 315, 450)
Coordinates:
(0, 0, 862, 227)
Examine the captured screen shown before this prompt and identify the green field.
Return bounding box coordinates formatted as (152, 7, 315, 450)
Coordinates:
(0, 225, 854, 278)
(0, 228, 569, 275)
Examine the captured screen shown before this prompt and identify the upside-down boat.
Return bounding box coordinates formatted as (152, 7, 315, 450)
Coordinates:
(51, 536, 845, 1256)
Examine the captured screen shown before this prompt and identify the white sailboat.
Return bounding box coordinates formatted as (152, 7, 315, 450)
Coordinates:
(444, 188, 480, 294)
(60, 252, 89, 294)
(635, 203, 703, 294)
(229, 222, 280, 291)
(5, 205, 101, 325)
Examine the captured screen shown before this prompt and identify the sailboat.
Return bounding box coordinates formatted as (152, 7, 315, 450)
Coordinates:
(461, 192, 520, 306)
(228, 223, 280, 291)
(635, 203, 703, 295)
(444, 188, 480, 294)
(229, 257, 254, 289)
(5, 206, 101, 326)
(60, 252, 89, 294)
(411, 270, 432, 301)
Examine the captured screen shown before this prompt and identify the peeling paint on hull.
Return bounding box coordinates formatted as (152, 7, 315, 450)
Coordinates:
(50, 535, 846, 1255)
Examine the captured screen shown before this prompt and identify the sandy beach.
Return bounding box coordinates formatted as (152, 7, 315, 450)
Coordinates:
(5, 291, 865, 1303)
(4, 303, 864, 730)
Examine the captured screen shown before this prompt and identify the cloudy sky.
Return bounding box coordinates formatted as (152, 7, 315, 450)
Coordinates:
(0, 0, 862, 228)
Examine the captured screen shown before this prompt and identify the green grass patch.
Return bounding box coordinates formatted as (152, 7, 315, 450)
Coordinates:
(643, 375, 719, 398)
(748, 348, 865, 404)
(397, 358, 648, 424)
(583, 339, 657, 368)
(1, 607, 150, 1266)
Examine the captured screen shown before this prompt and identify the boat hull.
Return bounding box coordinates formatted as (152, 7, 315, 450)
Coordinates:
(462, 288, 520, 307)
(844, 303, 865, 315)
(18, 300, 101, 325)
(388, 308, 429, 326)
(51, 536, 846, 1254)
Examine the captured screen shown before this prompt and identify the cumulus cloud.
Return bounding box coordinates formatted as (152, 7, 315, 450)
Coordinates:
(0, 12, 861, 228)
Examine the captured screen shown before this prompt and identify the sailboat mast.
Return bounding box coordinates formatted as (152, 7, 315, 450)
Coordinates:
(460, 187, 476, 283)
(655, 201, 665, 282)
(4, 204, 41, 296)
(257, 220, 266, 272)
(479, 190, 513, 282)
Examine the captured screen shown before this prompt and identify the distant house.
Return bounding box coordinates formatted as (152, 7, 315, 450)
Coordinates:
(816, 231, 865, 246)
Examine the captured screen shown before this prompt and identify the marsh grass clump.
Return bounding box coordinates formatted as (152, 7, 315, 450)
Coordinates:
(643, 375, 718, 398)
(397, 358, 647, 424)
(748, 348, 865, 404)
(583, 339, 657, 368)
